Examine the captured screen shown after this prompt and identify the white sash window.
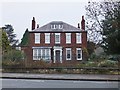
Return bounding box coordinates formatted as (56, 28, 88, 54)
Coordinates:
(35, 33, 40, 44)
(45, 33, 50, 43)
(66, 48, 71, 60)
(76, 33, 81, 44)
(76, 48, 82, 60)
(66, 33, 71, 44)
(33, 48, 51, 60)
(55, 33, 60, 44)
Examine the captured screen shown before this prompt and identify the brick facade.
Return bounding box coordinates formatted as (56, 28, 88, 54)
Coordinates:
(21, 16, 87, 66)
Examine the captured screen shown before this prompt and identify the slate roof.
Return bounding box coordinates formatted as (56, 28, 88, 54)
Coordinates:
(29, 21, 83, 33)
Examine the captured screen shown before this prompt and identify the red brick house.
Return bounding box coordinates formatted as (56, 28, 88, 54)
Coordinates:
(21, 16, 87, 65)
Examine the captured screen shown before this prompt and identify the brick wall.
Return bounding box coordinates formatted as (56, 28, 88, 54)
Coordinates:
(24, 32, 87, 64)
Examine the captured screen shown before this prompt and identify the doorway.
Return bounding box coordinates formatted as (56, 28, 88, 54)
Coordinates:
(55, 50, 60, 63)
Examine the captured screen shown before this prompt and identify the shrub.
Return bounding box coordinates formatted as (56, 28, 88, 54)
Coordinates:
(32, 59, 50, 68)
(108, 55, 120, 61)
(98, 60, 118, 67)
(2, 49, 25, 68)
(85, 61, 98, 67)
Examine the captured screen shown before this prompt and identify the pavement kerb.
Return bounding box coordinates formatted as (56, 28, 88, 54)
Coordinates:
(1, 76, 119, 81)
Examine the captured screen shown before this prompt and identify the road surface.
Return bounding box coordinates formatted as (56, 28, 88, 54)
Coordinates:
(2, 79, 119, 88)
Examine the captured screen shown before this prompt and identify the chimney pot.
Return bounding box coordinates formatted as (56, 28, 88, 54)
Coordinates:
(78, 23, 80, 28)
(37, 24, 39, 28)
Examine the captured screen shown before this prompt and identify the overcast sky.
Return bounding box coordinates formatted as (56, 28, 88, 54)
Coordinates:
(1, 0, 90, 43)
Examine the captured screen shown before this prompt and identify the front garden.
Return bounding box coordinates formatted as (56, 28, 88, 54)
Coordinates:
(2, 53, 120, 75)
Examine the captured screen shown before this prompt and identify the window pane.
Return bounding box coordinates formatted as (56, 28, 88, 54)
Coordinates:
(66, 33, 71, 43)
(38, 49, 41, 59)
(76, 33, 81, 43)
(55, 33, 60, 43)
(67, 50, 70, 58)
(35, 33, 40, 44)
(46, 49, 49, 60)
(78, 50, 81, 58)
(45, 33, 50, 43)
(54, 25, 56, 29)
(59, 25, 63, 29)
(33, 49, 38, 60)
(66, 48, 71, 60)
(76, 48, 82, 60)
(42, 49, 45, 59)
(56, 35, 59, 42)
(51, 25, 54, 29)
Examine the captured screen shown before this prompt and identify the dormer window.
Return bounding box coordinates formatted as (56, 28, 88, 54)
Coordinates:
(59, 25, 63, 29)
(54, 25, 57, 29)
(51, 24, 56, 29)
(51, 25, 54, 29)
(51, 24, 63, 29)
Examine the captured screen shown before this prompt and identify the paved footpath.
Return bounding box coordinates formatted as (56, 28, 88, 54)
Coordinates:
(1, 73, 120, 81)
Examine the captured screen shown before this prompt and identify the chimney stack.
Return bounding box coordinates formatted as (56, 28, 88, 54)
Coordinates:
(32, 17, 36, 30)
(78, 23, 80, 28)
(37, 24, 39, 28)
(81, 16, 85, 30)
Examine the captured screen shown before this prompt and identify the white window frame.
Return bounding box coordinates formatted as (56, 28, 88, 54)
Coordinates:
(45, 49, 51, 60)
(38, 49, 41, 59)
(51, 24, 63, 29)
(35, 33, 40, 44)
(51, 25, 54, 29)
(54, 25, 57, 29)
(66, 33, 71, 44)
(42, 49, 45, 59)
(59, 25, 63, 29)
(55, 33, 60, 44)
(76, 33, 81, 44)
(33, 49, 38, 60)
(76, 48, 82, 60)
(33, 48, 51, 60)
(45, 33, 50, 44)
(66, 48, 71, 60)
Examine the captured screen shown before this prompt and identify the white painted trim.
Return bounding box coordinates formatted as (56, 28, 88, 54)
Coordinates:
(55, 33, 60, 35)
(32, 48, 51, 61)
(66, 48, 71, 60)
(32, 47, 52, 49)
(33, 49, 38, 60)
(76, 48, 82, 60)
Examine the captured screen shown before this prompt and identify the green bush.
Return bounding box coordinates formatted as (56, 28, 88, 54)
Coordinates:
(85, 61, 98, 67)
(2, 49, 25, 68)
(108, 55, 120, 61)
(98, 60, 118, 67)
(3, 50, 25, 62)
(32, 59, 51, 68)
